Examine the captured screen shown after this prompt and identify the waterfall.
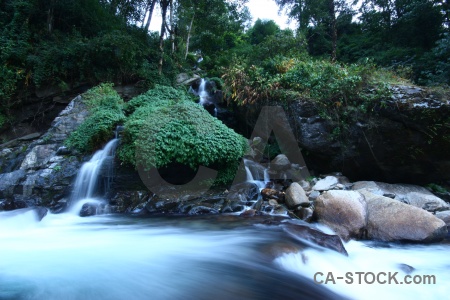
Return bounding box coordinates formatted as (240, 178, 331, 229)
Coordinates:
(243, 158, 269, 190)
(70, 137, 119, 205)
(198, 78, 209, 105)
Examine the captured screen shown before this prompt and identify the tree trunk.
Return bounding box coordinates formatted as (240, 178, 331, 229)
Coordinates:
(169, 0, 175, 55)
(144, 0, 157, 32)
(47, 0, 55, 34)
(185, 13, 195, 59)
(158, 0, 169, 75)
(328, 0, 337, 62)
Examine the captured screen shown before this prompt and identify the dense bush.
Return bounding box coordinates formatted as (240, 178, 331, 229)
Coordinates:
(65, 83, 125, 152)
(118, 85, 247, 185)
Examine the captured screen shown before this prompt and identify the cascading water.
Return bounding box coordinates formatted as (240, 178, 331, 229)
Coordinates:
(198, 78, 208, 106)
(244, 158, 270, 190)
(70, 134, 119, 213)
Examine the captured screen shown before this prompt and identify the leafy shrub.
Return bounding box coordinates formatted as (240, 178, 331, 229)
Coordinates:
(65, 108, 125, 152)
(124, 84, 189, 115)
(64, 83, 125, 152)
(119, 93, 247, 185)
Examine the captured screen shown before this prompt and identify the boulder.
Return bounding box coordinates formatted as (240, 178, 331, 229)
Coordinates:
(435, 211, 450, 226)
(261, 188, 285, 202)
(0, 170, 26, 198)
(353, 181, 449, 212)
(360, 190, 447, 243)
(314, 190, 368, 240)
(282, 222, 348, 256)
(271, 154, 291, 171)
(226, 182, 260, 203)
(312, 176, 339, 191)
(285, 182, 309, 209)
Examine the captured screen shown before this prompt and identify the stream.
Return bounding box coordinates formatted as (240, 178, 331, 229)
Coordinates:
(0, 211, 449, 300)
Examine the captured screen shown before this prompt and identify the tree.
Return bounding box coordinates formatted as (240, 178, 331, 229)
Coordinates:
(275, 0, 352, 61)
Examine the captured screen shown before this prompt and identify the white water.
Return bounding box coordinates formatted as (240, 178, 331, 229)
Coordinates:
(244, 158, 270, 190)
(0, 213, 342, 300)
(275, 240, 450, 300)
(70, 139, 118, 207)
(198, 78, 208, 106)
(1, 212, 449, 299)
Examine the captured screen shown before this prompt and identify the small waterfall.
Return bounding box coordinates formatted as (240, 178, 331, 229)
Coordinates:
(243, 158, 269, 190)
(198, 78, 209, 105)
(70, 137, 119, 206)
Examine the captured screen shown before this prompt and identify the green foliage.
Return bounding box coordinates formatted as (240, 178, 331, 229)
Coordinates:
(64, 84, 125, 152)
(124, 84, 190, 115)
(427, 183, 449, 194)
(65, 108, 125, 152)
(119, 86, 247, 185)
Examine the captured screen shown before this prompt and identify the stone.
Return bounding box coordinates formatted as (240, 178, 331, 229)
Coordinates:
(282, 222, 348, 256)
(294, 207, 313, 222)
(360, 190, 447, 243)
(79, 202, 99, 217)
(20, 144, 58, 170)
(271, 154, 291, 171)
(312, 176, 339, 191)
(0, 170, 26, 198)
(435, 211, 450, 226)
(308, 190, 321, 201)
(226, 182, 260, 203)
(353, 181, 449, 212)
(314, 190, 367, 240)
(285, 182, 309, 209)
(261, 188, 285, 202)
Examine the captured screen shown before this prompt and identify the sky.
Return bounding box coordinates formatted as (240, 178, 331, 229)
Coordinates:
(149, 0, 295, 32)
(246, 0, 296, 30)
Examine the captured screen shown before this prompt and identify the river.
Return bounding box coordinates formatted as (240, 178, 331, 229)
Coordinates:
(0, 210, 449, 300)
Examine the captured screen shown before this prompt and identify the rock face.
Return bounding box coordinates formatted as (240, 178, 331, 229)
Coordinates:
(314, 191, 367, 240)
(234, 85, 450, 184)
(353, 181, 449, 212)
(0, 96, 88, 212)
(361, 190, 447, 243)
(312, 176, 339, 191)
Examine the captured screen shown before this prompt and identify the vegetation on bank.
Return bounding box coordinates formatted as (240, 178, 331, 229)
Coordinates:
(65, 84, 247, 185)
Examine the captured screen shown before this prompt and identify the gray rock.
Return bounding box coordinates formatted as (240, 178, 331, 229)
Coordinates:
(294, 207, 313, 222)
(20, 144, 58, 170)
(271, 154, 291, 171)
(285, 182, 309, 209)
(282, 222, 348, 256)
(0, 170, 26, 198)
(312, 176, 339, 191)
(314, 190, 368, 240)
(353, 181, 449, 212)
(361, 190, 447, 243)
(435, 211, 450, 226)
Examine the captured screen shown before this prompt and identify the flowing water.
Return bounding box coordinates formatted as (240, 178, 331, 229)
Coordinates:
(2, 132, 449, 299)
(0, 212, 449, 300)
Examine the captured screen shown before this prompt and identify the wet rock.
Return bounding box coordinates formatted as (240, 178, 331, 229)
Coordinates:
(294, 207, 313, 222)
(285, 182, 309, 209)
(282, 222, 348, 256)
(79, 202, 99, 217)
(360, 190, 447, 243)
(353, 181, 449, 212)
(314, 190, 367, 240)
(268, 199, 279, 206)
(261, 188, 285, 202)
(0, 170, 26, 198)
(398, 264, 415, 274)
(312, 176, 339, 191)
(240, 209, 257, 217)
(188, 206, 219, 215)
(226, 182, 260, 203)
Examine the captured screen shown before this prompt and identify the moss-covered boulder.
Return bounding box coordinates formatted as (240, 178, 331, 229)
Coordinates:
(118, 85, 247, 185)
